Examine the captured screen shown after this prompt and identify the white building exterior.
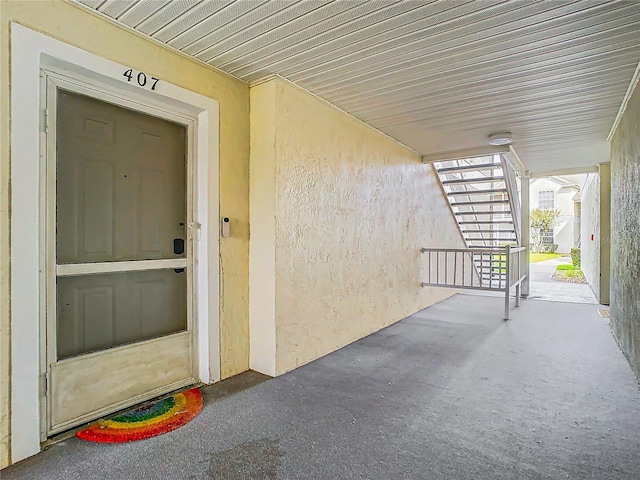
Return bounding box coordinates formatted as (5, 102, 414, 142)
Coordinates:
(530, 176, 582, 253)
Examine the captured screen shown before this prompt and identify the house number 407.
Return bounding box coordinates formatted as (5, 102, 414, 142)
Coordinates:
(123, 69, 160, 90)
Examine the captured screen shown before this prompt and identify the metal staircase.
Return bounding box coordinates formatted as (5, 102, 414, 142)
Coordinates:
(421, 154, 526, 318)
(433, 155, 522, 287)
(435, 155, 521, 248)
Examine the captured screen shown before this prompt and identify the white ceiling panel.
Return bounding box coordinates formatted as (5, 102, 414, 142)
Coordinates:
(151, 1, 230, 43)
(168, 1, 270, 51)
(74, 0, 640, 175)
(97, 0, 136, 18)
(79, 0, 105, 8)
(135, 1, 200, 35)
(183, 1, 291, 56)
(196, 0, 334, 63)
(117, 0, 171, 27)
(303, 3, 639, 95)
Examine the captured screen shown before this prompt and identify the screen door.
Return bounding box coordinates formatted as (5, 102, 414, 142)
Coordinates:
(45, 83, 196, 435)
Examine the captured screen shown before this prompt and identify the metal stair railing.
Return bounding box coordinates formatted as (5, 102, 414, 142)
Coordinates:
(421, 245, 526, 320)
(429, 155, 526, 318)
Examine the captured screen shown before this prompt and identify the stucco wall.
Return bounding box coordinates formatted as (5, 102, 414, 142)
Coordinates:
(581, 173, 601, 299)
(0, 0, 250, 467)
(580, 165, 611, 305)
(250, 77, 465, 376)
(610, 81, 640, 378)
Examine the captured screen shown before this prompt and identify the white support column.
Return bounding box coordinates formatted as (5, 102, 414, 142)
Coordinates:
(248, 81, 277, 377)
(521, 172, 531, 297)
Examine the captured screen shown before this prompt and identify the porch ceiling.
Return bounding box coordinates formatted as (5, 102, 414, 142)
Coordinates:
(74, 0, 640, 175)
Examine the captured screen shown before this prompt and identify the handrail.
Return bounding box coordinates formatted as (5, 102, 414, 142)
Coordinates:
(504, 245, 526, 320)
(421, 245, 526, 320)
(501, 155, 521, 245)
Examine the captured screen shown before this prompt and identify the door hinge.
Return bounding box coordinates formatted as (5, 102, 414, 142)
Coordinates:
(41, 372, 49, 395)
(42, 108, 50, 133)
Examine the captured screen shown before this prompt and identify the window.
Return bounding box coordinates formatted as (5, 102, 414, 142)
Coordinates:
(539, 190, 555, 209)
(541, 228, 554, 244)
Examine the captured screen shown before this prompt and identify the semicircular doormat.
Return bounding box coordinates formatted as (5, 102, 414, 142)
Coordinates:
(76, 387, 203, 443)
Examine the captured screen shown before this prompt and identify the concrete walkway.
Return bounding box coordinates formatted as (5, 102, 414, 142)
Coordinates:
(529, 256, 598, 304)
(4, 295, 638, 479)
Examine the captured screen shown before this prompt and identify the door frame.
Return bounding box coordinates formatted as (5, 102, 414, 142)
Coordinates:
(10, 24, 220, 463)
(43, 72, 197, 437)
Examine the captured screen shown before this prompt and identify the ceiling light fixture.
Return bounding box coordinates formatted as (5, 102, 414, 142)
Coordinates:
(488, 132, 513, 146)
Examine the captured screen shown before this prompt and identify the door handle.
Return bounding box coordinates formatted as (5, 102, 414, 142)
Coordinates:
(173, 238, 185, 273)
(173, 238, 184, 255)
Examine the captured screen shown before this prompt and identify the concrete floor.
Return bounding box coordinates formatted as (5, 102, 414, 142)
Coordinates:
(528, 257, 598, 304)
(4, 294, 639, 479)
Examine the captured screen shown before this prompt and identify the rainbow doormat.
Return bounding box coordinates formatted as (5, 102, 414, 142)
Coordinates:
(76, 388, 203, 443)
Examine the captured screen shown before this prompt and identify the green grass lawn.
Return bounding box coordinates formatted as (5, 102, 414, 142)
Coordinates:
(553, 264, 586, 283)
(529, 252, 564, 263)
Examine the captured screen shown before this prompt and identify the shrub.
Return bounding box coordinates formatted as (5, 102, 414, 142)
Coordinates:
(570, 248, 581, 268)
(541, 243, 558, 253)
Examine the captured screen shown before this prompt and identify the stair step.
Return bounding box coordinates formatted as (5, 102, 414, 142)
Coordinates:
(450, 200, 509, 207)
(458, 220, 513, 224)
(461, 229, 516, 233)
(437, 163, 502, 174)
(464, 230, 515, 237)
(454, 211, 512, 216)
(465, 238, 516, 242)
(465, 237, 516, 244)
(467, 238, 516, 242)
(447, 188, 508, 196)
(442, 176, 504, 185)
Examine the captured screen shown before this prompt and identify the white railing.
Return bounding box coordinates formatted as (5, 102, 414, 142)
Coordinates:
(421, 245, 526, 320)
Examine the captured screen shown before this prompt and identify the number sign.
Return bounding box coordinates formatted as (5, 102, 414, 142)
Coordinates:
(123, 69, 160, 91)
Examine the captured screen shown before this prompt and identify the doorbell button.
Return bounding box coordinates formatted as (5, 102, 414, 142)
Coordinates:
(221, 217, 230, 237)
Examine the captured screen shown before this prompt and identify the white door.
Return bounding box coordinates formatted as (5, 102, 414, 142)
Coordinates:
(45, 80, 196, 436)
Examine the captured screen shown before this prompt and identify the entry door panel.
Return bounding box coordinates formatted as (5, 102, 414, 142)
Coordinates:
(48, 87, 194, 434)
(57, 269, 186, 359)
(50, 332, 192, 429)
(56, 89, 186, 264)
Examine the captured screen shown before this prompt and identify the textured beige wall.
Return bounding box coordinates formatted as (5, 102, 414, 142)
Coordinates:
(252, 78, 465, 375)
(0, 0, 250, 467)
(598, 162, 611, 306)
(610, 81, 640, 378)
(580, 164, 611, 305)
(580, 173, 601, 299)
(0, 0, 9, 463)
